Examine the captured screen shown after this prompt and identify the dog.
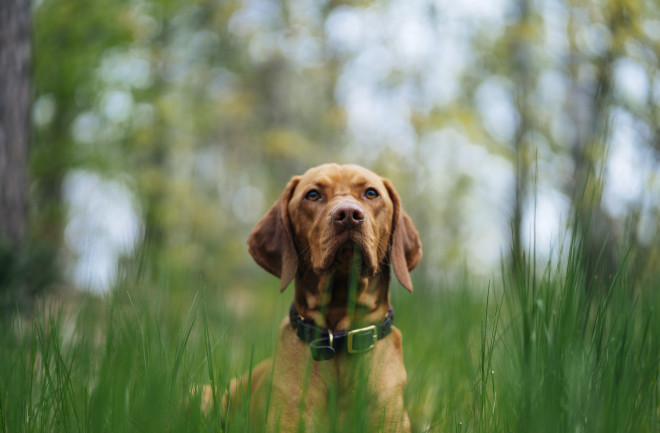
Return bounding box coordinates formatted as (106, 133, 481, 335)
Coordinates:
(216, 163, 422, 432)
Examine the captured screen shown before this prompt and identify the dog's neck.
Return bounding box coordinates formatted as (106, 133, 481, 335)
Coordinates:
(292, 264, 391, 331)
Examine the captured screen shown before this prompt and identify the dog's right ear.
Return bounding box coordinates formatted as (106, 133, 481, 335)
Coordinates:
(247, 177, 300, 292)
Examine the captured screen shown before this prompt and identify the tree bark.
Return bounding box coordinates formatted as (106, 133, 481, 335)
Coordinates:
(0, 0, 31, 248)
(565, 2, 623, 291)
(511, 0, 533, 270)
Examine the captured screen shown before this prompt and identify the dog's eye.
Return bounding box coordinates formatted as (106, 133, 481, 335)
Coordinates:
(364, 188, 379, 199)
(305, 190, 321, 201)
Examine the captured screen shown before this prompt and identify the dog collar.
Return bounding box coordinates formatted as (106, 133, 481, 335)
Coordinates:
(289, 303, 394, 361)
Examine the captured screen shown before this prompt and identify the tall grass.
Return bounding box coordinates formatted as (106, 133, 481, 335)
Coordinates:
(493, 234, 660, 433)
(1, 228, 658, 432)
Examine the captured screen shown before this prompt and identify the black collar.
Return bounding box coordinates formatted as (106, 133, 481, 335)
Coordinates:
(289, 303, 394, 361)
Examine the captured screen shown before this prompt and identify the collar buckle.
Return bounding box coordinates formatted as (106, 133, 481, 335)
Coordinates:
(290, 303, 392, 361)
(346, 325, 377, 354)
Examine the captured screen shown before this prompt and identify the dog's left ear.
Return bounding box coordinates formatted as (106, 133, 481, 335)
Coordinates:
(247, 177, 300, 292)
(383, 179, 422, 293)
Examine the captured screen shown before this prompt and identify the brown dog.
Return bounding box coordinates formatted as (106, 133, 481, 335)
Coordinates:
(220, 164, 421, 432)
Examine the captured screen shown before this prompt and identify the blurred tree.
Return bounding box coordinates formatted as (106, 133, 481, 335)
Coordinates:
(501, 0, 660, 288)
(0, 0, 30, 303)
(30, 0, 133, 293)
(603, 0, 660, 285)
(564, 0, 649, 290)
(510, 0, 534, 270)
(122, 0, 348, 285)
(26, 0, 660, 296)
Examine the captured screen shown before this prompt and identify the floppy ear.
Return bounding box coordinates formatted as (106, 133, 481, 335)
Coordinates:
(247, 177, 300, 292)
(383, 179, 422, 293)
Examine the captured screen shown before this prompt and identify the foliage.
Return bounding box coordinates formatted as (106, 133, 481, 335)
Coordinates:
(27, 0, 660, 296)
(1, 228, 658, 432)
(12, 0, 660, 430)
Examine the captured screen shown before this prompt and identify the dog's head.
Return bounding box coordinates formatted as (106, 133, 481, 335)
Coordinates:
(248, 164, 422, 292)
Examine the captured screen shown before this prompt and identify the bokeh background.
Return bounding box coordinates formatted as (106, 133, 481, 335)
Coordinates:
(2, 2, 660, 432)
(3, 0, 660, 302)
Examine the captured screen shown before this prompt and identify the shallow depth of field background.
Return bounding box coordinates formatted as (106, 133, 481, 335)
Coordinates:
(21, 0, 660, 295)
(1, 0, 660, 432)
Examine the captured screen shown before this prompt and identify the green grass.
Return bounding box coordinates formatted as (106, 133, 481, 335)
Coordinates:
(1, 238, 659, 432)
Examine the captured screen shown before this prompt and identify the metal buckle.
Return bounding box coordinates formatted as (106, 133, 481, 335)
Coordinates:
(346, 325, 377, 354)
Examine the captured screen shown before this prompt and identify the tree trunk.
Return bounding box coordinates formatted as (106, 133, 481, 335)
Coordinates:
(0, 0, 30, 302)
(510, 0, 533, 270)
(566, 2, 622, 291)
(0, 0, 31, 248)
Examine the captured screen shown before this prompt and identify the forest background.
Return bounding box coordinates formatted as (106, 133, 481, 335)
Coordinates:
(1, 0, 660, 431)
(2, 0, 660, 299)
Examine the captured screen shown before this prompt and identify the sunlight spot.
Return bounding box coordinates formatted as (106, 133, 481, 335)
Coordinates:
(614, 58, 649, 107)
(232, 185, 265, 224)
(603, 109, 651, 218)
(71, 112, 101, 144)
(522, 187, 571, 260)
(476, 77, 518, 143)
(33, 94, 57, 128)
(325, 6, 363, 54)
(63, 170, 142, 292)
(102, 90, 134, 123)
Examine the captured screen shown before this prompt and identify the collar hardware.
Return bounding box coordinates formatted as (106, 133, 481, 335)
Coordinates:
(289, 304, 393, 361)
(346, 325, 377, 354)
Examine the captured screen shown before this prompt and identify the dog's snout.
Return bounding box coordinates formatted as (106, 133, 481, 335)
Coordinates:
(332, 203, 365, 230)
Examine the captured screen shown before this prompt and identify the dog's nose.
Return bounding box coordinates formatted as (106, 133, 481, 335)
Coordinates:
(332, 203, 365, 230)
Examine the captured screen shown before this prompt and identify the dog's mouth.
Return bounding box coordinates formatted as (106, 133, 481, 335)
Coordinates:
(330, 241, 361, 272)
(316, 233, 375, 276)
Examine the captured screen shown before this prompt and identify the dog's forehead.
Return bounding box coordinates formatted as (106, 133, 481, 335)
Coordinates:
(299, 164, 384, 190)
